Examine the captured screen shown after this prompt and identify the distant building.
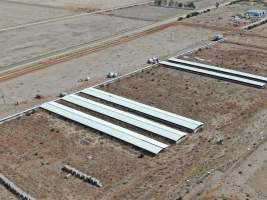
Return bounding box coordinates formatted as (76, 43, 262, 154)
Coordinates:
(245, 9, 266, 17)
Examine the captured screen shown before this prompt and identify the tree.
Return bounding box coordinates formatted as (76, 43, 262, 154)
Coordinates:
(176, 2, 183, 8)
(186, 2, 196, 9)
(154, 0, 162, 6)
(162, 0, 168, 6)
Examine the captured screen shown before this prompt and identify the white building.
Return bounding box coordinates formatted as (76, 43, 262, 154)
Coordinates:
(245, 10, 266, 17)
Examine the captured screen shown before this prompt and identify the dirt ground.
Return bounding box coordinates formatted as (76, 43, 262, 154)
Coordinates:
(228, 31, 267, 45)
(0, 0, 228, 68)
(0, 110, 154, 200)
(6, 0, 150, 10)
(1, 41, 266, 199)
(103, 0, 231, 23)
(203, 139, 267, 200)
(181, 42, 267, 76)
(0, 0, 243, 119)
(104, 4, 191, 22)
(0, 13, 151, 67)
(250, 22, 267, 35)
(0, 24, 214, 119)
(1, 1, 267, 200)
(187, 1, 267, 28)
(0, 1, 78, 28)
(5, 0, 231, 11)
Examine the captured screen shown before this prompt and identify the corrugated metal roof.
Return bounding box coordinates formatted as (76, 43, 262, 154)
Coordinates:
(82, 88, 203, 132)
(41, 101, 168, 154)
(160, 61, 266, 88)
(246, 10, 266, 14)
(168, 58, 267, 83)
(63, 94, 186, 141)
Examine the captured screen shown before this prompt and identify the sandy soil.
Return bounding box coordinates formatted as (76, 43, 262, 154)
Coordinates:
(0, 25, 213, 119)
(0, 1, 78, 28)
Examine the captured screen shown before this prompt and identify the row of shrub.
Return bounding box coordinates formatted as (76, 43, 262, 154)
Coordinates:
(228, 0, 247, 5)
(246, 18, 267, 30)
(154, 0, 196, 9)
(177, 8, 211, 21)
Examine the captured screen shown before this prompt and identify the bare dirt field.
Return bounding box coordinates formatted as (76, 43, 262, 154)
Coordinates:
(223, 33, 267, 52)
(104, 4, 190, 22)
(0, 13, 151, 67)
(5, 0, 150, 10)
(187, 1, 267, 28)
(0, 1, 78, 28)
(0, 110, 153, 200)
(0, 24, 213, 119)
(181, 42, 267, 76)
(206, 139, 267, 200)
(191, 0, 230, 9)
(250, 22, 267, 35)
(1, 2, 267, 200)
(0, 40, 266, 200)
(0, 0, 233, 69)
(103, 0, 231, 23)
(0, 185, 16, 200)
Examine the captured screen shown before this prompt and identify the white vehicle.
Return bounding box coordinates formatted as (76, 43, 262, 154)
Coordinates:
(147, 57, 159, 64)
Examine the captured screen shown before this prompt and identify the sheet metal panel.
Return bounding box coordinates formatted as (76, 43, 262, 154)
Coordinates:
(63, 94, 186, 141)
(160, 61, 266, 88)
(168, 58, 267, 83)
(41, 102, 167, 154)
(82, 88, 203, 132)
